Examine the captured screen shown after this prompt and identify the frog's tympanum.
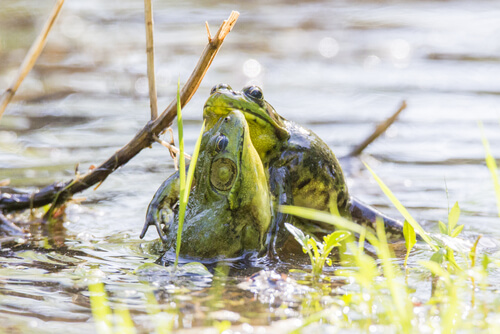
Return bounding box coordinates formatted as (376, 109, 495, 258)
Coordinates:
(141, 110, 271, 259)
(141, 84, 405, 258)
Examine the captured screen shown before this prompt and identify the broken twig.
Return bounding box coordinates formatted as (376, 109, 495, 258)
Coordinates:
(348, 100, 407, 157)
(0, 11, 240, 212)
(0, 0, 65, 121)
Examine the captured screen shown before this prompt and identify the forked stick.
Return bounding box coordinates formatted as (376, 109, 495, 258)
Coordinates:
(0, 11, 240, 212)
(0, 0, 65, 121)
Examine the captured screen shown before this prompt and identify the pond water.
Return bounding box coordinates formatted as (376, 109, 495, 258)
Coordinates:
(1, 0, 500, 333)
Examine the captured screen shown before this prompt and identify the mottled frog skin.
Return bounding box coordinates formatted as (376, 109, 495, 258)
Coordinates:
(141, 110, 271, 259)
(141, 84, 404, 257)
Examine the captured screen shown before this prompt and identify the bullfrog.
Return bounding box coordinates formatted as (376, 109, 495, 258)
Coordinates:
(141, 84, 404, 254)
(142, 110, 272, 259)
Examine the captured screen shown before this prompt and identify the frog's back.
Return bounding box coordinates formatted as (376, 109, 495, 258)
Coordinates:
(278, 120, 350, 216)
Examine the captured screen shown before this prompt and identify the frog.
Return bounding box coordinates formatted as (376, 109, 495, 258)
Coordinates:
(141, 84, 405, 254)
(141, 109, 272, 259)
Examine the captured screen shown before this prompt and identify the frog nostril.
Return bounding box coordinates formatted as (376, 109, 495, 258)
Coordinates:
(210, 85, 218, 95)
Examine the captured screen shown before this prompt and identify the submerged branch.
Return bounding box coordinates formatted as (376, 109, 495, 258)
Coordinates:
(348, 100, 407, 157)
(0, 11, 240, 212)
(0, 0, 65, 121)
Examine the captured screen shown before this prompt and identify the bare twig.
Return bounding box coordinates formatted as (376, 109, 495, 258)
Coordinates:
(158, 11, 239, 119)
(0, 11, 240, 212)
(144, 0, 158, 120)
(0, 0, 65, 121)
(348, 100, 407, 157)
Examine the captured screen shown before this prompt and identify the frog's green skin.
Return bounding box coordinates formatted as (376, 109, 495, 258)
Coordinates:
(142, 110, 271, 259)
(141, 84, 405, 254)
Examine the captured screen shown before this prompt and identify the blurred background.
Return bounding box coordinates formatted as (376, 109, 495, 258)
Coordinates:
(1, 0, 500, 331)
(2, 0, 500, 236)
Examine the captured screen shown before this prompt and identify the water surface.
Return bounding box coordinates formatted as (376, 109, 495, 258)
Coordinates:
(1, 0, 500, 332)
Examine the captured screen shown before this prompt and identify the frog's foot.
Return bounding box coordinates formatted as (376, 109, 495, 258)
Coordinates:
(140, 208, 172, 243)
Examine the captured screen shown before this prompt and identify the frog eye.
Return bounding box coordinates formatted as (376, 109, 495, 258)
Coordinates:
(210, 83, 232, 95)
(210, 158, 237, 191)
(243, 86, 264, 100)
(215, 135, 229, 152)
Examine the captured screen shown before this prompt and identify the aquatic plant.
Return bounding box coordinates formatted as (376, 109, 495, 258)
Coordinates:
(480, 122, 500, 218)
(285, 222, 350, 277)
(174, 79, 206, 268)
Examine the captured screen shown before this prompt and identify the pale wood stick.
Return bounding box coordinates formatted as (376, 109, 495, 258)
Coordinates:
(144, 0, 158, 120)
(0, 11, 240, 212)
(157, 11, 239, 120)
(348, 100, 407, 157)
(0, 0, 65, 121)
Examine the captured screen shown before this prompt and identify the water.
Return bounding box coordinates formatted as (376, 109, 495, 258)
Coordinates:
(1, 0, 500, 332)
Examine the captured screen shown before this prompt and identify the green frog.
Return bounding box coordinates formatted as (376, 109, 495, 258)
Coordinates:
(141, 84, 404, 255)
(142, 110, 272, 258)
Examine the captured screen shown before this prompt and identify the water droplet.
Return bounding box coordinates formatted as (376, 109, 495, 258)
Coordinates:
(243, 59, 262, 78)
(318, 37, 339, 58)
(134, 76, 149, 96)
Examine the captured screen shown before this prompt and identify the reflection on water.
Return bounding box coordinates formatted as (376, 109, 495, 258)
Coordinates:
(1, 0, 500, 332)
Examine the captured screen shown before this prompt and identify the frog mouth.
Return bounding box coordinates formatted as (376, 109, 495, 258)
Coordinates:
(204, 102, 288, 140)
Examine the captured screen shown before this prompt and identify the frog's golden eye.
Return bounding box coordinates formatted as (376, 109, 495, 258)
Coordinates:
(210, 158, 237, 191)
(215, 135, 229, 152)
(210, 83, 232, 95)
(243, 85, 263, 100)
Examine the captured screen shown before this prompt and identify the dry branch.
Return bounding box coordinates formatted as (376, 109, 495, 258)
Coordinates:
(347, 100, 407, 157)
(0, 11, 240, 212)
(0, 0, 65, 121)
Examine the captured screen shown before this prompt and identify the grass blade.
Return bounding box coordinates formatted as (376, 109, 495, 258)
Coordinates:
(88, 281, 113, 334)
(403, 220, 416, 268)
(364, 163, 438, 251)
(182, 120, 205, 206)
(175, 78, 186, 268)
(174, 78, 206, 268)
(479, 122, 500, 218)
(280, 205, 380, 248)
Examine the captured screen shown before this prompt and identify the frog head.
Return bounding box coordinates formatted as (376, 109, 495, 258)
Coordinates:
(177, 110, 271, 258)
(203, 84, 290, 163)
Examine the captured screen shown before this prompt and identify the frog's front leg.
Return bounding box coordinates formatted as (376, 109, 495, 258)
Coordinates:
(267, 166, 293, 256)
(140, 168, 185, 242)
(349, 196, 406, 240)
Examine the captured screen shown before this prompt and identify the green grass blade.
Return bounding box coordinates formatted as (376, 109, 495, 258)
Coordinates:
(88, 281, 113, 334)
(174, 86, 206, 268)
(448, 202, 460, 234)
(175, 78, 185, 268)
(144, 291, 173, 334)
(403, 220, 416, 268)
(280, 205, 380, 248)
(376, 219, 412, 333)
(114, 304, 136, 334)
(182, 120, 205, 205)
(479, 122, 500, 218)
(364, 163, 438, 251)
